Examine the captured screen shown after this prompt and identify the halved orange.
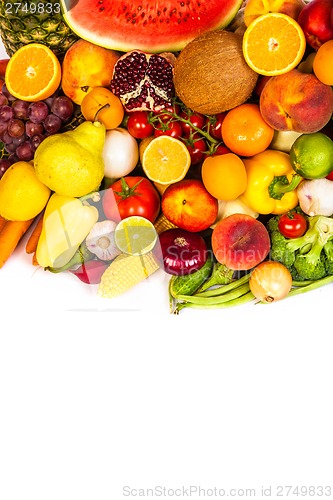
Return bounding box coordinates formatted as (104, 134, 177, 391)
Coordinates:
(141, 136, 191, 185)
(5, 43, 62, 102)
(242, 13, 306, 76)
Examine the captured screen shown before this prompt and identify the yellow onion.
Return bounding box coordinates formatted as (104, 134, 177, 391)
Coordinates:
(249, 261, 292, 303)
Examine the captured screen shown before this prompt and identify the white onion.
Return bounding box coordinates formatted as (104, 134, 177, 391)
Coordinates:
(102, 127, 139, 179)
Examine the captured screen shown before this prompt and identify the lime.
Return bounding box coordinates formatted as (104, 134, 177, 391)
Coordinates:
(0, 161, 51, 221)
(115, 216, 158, 255)
(290, 132, 333, 179)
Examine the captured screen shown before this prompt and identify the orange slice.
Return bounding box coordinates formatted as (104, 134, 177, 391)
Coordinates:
(242, 13, 306, 76)
(141, 135, 191, 185)
(5, 43, 62, 102)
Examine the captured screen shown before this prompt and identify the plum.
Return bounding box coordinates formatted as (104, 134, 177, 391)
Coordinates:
(211, 213, 270, 270)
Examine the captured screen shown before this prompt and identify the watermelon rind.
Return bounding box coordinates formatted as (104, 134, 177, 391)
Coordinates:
(60, 0, 244, 53)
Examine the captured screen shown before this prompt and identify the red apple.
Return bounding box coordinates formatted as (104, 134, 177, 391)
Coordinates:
(298, 0, 333, 50)
(161, 179, 218, 232)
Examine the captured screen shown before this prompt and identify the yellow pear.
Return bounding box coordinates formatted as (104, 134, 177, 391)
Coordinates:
(34, 121, 106, 198)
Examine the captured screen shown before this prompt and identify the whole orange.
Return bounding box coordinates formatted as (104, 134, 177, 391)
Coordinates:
(313, 40, 333, 86)
(221, 103, 274, 157)
(201, 153, 247, 201)
(81, 86, 124, 129)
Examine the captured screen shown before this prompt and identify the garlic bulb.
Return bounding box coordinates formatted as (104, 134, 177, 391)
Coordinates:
(86, 220, 121, 261)
(297, 178, 333, 217)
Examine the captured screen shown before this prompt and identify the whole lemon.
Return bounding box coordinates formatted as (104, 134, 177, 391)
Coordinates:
(0, 161, 51, 221)
(34, 121, 106, 197)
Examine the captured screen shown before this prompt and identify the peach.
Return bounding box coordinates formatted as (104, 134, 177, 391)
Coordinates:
(61, 40, 120, 105)
(259, 69, 333, 133)
(211, 214, 270, 271)
(161, 179, 218, 233)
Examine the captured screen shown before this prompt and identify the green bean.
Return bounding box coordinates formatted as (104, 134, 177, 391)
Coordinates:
(194, 273, 250, 297)
(173, 291, 255, 313)
(175, 282, 251, 306)
(291, 279, 315, 287)
(287, 275, 333, 298)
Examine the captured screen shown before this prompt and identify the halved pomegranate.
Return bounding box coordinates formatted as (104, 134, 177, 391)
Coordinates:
(110, 50, 175, 112)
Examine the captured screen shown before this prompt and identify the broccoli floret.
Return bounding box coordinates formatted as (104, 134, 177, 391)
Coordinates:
(324, 240, 333, 276)
(268, 214, 333, 281)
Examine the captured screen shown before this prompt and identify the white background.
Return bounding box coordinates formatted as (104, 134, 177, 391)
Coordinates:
(1, 40, 333, 500)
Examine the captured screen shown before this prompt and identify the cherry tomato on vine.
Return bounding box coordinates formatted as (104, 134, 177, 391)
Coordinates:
(154, 103, 180, 123)
(206, 113, 227, 141)
(154, 120, 182, 138)
(179, 110, 205, 136)
(127, 111, 154, 139)
(184, 138, 207, 165)
(102, 176, 161, 223)
(211, 144, 231, 156)
(278, 212, 308, 239)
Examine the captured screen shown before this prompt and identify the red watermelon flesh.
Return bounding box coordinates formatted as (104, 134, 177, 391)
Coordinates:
(61, 0, 243, 53)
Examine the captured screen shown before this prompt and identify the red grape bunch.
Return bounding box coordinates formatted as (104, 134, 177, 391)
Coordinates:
(0, 84, 75, 179)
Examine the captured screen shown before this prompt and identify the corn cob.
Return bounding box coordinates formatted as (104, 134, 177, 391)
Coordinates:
(154, 213, 177, 235)
(98, 251, 160, 298)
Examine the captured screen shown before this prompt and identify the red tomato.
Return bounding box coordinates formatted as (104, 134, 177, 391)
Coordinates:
(102, 176, 161, 223)
(326, 170, 333, 181)
(127, 111, 154, 139)
(184, 138, 207, 165)
(211, 144, 232, 156)
(179, 110, 205, 136)
(278, 212, 308, 239)
(154, 103, 180, 123)
(154, 120, 183, 138)
(206, 113, 227, 141)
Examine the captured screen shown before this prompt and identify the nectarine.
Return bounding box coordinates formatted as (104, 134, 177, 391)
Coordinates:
(161, 179, 218, 233)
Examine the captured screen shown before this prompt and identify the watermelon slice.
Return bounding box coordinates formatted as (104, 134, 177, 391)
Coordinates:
(61, 0, 243, 53)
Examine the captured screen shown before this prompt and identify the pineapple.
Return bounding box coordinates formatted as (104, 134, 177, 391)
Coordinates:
(0, 0, 78, 58)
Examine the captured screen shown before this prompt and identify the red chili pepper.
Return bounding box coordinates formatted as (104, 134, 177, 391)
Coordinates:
(70, 260, 109, 285)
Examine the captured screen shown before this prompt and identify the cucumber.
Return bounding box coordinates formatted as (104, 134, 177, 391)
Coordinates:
(169, 257, 214, 298)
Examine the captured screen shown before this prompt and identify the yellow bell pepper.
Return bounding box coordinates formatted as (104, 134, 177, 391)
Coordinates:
(242, 149, 302, 215)
(36, 193, 99, 269)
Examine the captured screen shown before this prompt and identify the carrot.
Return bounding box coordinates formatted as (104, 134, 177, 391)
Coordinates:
(32, 251, 39, 266)
(25, 213, 44, 254)
(0, 215, 7, 234)
(0, 218, 35, 269)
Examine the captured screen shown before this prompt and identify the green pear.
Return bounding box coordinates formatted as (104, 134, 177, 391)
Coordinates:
(34, 121, 106, 198)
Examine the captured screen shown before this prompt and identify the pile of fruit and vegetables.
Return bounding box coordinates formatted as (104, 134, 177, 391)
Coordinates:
(0, 0, 333, 313)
